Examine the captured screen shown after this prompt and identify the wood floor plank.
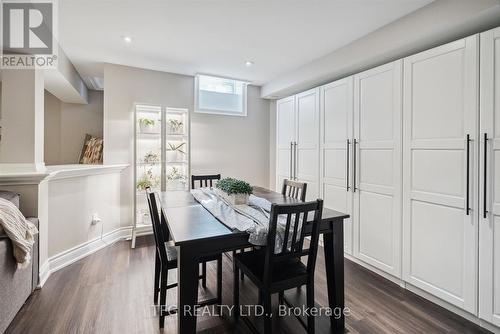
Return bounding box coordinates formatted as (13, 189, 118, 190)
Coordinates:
(6, 236, 490, 334)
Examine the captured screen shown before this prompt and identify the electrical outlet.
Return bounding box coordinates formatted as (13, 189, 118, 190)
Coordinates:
(91, 213, 101, 225)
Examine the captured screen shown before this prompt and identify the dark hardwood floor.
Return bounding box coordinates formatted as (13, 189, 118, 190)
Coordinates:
(7, 236, 489, 334)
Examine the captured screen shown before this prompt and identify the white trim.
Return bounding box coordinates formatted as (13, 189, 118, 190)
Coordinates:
(38, 260, 50, 287)
(345, 253, 404, 287)
(38, 226, 137, 287)
(0, 164, 128, 185)
(194, 74, 248, 116)
(45, 164, 129, 181)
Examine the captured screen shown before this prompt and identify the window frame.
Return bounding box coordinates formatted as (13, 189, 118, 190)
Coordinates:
(194, 74, 249, 117)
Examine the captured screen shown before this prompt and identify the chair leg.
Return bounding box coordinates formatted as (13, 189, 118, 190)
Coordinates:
(159, 266, 168, 329)
(216, 256, 222, 305)
(233, 250, 245, 281)
(306, 283, 315, 334)
(202, 261, 207, 288)
(154, 252, 160, 304)
(279, 291, 285, 305)
(263, 291, 272, 334)
(233, 262, 240, 320)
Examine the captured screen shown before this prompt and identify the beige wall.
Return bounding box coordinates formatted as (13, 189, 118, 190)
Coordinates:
(44, 90, 103, 165)
(103, 63, 271, 227)
(44, 91, 61, 165)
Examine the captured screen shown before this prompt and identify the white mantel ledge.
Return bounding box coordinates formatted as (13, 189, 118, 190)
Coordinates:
(0, 164, 128, 185)
(45, 164, 129, 181)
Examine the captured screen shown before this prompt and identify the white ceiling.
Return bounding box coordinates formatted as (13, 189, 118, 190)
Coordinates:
(59, 0, 433, 86)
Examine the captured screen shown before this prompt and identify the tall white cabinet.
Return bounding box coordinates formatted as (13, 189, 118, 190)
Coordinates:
(353, 61, 402, 278)
(320, 78, 354, 254)
(402, 36, 479, 313)
(479, 27, 500, 327)
(276, 88, 320, 201)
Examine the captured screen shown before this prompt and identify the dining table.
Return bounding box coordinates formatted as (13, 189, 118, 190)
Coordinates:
(159, 186, 349, 334)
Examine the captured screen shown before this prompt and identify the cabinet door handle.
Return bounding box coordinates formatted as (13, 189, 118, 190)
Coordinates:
(346, 139, 350, 191)
(484, 133, 488, 219)
(353, 139, 357, 192)
(289, 141, 293, 179)
(466, 134, 471, 216)
(294, 141, 298, 180)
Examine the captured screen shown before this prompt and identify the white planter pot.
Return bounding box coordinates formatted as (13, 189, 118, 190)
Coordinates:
(214, 188, 249, 205)
(139, 123, 157, 134)
(166, 150, 184, 162)
(168, 124, 184, 134)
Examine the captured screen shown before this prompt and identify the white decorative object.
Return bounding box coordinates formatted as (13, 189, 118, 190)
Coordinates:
(214, 188, 249, 205)
(139, 123, 155, 133)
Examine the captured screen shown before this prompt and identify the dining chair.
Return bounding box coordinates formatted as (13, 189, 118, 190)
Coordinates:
(146, 188, 222, 329)
(282, 179, 308, 202)
(191, 174, 221, 189)
(233, 199, 324, 334)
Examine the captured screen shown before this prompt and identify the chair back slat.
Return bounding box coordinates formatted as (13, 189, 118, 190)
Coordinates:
(281, 213, 292, 254)
(282, 179, 307, 202)
(191, 174, 221, 189)
(263, 199, 323, 286)
(290, 212, 301, 252)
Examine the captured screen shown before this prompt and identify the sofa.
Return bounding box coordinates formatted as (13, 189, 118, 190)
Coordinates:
(0, 191, 39, 334)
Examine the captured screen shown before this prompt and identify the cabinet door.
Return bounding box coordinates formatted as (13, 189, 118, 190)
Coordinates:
(479, 27, 500, 327)
(320, 78, 354, 254)
(276, 96, 296, 191)
(402, 36, 479, 313)
(295, 88, 320, 200)
(353, 61, 402, 277)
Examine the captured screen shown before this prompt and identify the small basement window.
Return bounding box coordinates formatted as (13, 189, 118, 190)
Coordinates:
(195, 74, 248, 116)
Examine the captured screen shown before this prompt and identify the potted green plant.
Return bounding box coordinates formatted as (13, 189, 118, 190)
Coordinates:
(136, 174, 153, 190)
(215, 177, 253, 205)
(138, 118, 157, 133)
(166, 166, 187, 190)
(166, 142, 186, 162)
(143, 151, 159, 164)
(167, 118, 184, 134)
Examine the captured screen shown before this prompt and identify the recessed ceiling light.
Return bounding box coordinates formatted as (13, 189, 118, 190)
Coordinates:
(245, 60, 254, 67)
(123, 36, 132, 43)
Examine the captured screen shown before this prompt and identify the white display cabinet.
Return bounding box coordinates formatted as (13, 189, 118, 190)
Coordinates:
(132, 105, 189, 248)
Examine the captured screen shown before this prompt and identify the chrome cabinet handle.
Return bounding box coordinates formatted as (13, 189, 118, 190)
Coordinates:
(466, 134, 471, 216)
(353, 139, 357, 192)
(483, 133, 488, 219)
(346, 139, 350, 191)
(289, 141, 293, 179)
(293, 141, 298, 180)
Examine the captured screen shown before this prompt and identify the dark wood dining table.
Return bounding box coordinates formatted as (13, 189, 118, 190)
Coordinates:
(159, 187, 349, 334)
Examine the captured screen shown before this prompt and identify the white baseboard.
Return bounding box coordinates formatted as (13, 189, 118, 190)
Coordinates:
(344, 253, 405, 287)
(39, 226, 133, 287)
(38, 260, 50, 287)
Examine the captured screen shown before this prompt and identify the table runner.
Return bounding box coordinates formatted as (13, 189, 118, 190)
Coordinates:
(191, 188, 302, 252)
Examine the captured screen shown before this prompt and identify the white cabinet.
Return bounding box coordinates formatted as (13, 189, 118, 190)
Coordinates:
(320, 78, 354, 254)
(276, 89, 320, 200)
(296, 89, 320, 200)
(402, 36, 479, 313)
(352, 61, 403, 277)
(479, 27, 500, 327)
(276, 96, 296, 190)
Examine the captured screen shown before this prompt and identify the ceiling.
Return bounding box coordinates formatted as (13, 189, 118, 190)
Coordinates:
(59, 0, 433, 86)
